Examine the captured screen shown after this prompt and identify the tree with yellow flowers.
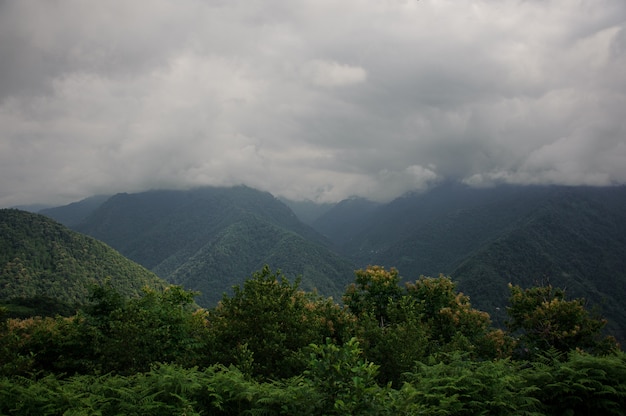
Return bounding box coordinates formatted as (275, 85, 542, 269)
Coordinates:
(506, 283, 619, 357)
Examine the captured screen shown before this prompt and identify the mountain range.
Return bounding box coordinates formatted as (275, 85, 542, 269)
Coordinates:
(36, 183, 626, 342)
(309, 183, 626, 340)
(43, 186, 355, 306)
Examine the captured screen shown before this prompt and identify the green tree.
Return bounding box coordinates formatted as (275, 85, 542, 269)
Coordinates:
(506, 283, 619, 357)
(344, 267, 511, 387)
(304, 338, 387, 415)
(405, 275, 512, 358)
(343, 265, 402, 327)
(207, 266, 355, 380)
(84, 284, 207, 374)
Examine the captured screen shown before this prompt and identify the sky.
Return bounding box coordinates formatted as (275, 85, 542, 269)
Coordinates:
(1, 0, 626, 208)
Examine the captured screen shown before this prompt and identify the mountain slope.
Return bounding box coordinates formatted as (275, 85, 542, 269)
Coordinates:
(451, 187, 626, 340)
(72, 186, 355, 306)
(312, 184, 626, 342)
(312, 197, 381, 250)
(0, 209, 167, 309)
(39, 195, 110, 227)
(328, 183, 552, 268)
(279, 198, 335, 225)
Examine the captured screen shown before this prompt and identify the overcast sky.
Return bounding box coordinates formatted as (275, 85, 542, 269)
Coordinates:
(1, 0, 625, 207)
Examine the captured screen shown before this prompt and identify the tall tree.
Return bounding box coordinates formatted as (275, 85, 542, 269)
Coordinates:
(506, 283, 619, 357)
(344, 266, 511, 386)
(207, 266, 355, 380)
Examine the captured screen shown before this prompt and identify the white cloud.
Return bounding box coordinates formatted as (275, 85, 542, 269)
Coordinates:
(1, 0, 625, 207)
(301, 60, 367, 87)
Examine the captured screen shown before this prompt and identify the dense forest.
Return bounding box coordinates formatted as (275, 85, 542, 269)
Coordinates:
(11, 184, 624, 413)
(1, 265, 624, 415)
(302, 184, 626, 343)
(48, 186, 355, 306)
(0, 209, 167, 318)
(41, 184, 626, 344)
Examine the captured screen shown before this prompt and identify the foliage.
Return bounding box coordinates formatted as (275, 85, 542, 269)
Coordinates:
(344, 265, 403, 326)
(345, 266, 514, 386)
(522, 349, 626, 415)
(400, 354, 542, 416)
(0, 365, 211, 416)
(304, 338, 387, 415)
(507, 283, 619, 357)
(2, 264, 625, 415)
(207, 265, 356, 380)
(0, 284, 208, 377)
(0, 295, 78, 319)
(0, 313, 100, 377)
(0, 209, 166, 310)
(80, 284, 209, 375)
(405, 275, 512, 358)
(3, 352, 624, 416)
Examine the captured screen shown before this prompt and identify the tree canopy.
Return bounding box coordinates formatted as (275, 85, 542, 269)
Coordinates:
(0, 265, 623, 415)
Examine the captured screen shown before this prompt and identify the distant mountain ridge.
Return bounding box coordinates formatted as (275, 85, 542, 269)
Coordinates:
(40, 183, 626, 342)
(307, 183, 626, 342)
(54, 186, 355, 306)
(449, 186, 626, 340)
(40, 195, 110, 227)
(0, 209, 167, 312)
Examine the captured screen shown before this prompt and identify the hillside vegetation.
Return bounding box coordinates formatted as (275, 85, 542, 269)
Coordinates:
(1, 265, 624, 415)
(39, 195, 110, 227)
(62, 186, 355, 306)
(0, 209, 167, 316)
(311, 184, 626, 343)
(40, 183, 626, 341)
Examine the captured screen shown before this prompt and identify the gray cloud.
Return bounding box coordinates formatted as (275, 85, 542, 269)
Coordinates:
(1, 0, 625, 207)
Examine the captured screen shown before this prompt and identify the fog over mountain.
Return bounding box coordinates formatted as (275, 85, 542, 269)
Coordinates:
(1, 0, 625, 208)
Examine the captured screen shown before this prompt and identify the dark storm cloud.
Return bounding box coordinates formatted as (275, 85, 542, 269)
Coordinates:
(1, 0, 625, 207)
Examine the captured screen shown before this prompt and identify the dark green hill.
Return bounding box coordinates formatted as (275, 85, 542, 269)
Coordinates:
(329, 183, 552, 267)
(451, 187, 626, 340)
(39, 195, 110, 227)
(0, 209, 167, 315)
(72, 186, 355, 306)
(312, 197, 381, 249)
(369, 185, 555, 274)
(279, 198, 335, 225)
(312, 184, 626, 342)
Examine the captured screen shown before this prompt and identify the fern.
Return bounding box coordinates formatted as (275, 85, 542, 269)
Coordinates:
(523, 350, 626, 415)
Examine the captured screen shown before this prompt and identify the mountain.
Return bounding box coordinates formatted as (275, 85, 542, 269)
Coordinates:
(10, 203, 54, 213)
(312, 183, 626, 342)
(68, 186, 355, 306)
(39, 183, 626, 342)
(279, 198, 335, 225)
(450, 187, 626, 340)
(0, 209, 167, 316)
(39, 194, 110, 227)
(312, 197, 381, 249)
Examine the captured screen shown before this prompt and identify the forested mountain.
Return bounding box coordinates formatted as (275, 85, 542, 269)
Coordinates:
(314, 183, 551, 266)
(279, 198, 335, 225)
(451, 187, 626, 340)
(40, 194, 110, 227)
(39, 183, 626, 341)
(5, 185, 626, 414)
(0, 209, 166, 316)
(311, 197, 381, 248)
(309, 184, 626, 342)
(59, 186, 355, 306)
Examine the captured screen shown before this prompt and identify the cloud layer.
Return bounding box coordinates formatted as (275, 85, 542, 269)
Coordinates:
(1, 0, 625, 207)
